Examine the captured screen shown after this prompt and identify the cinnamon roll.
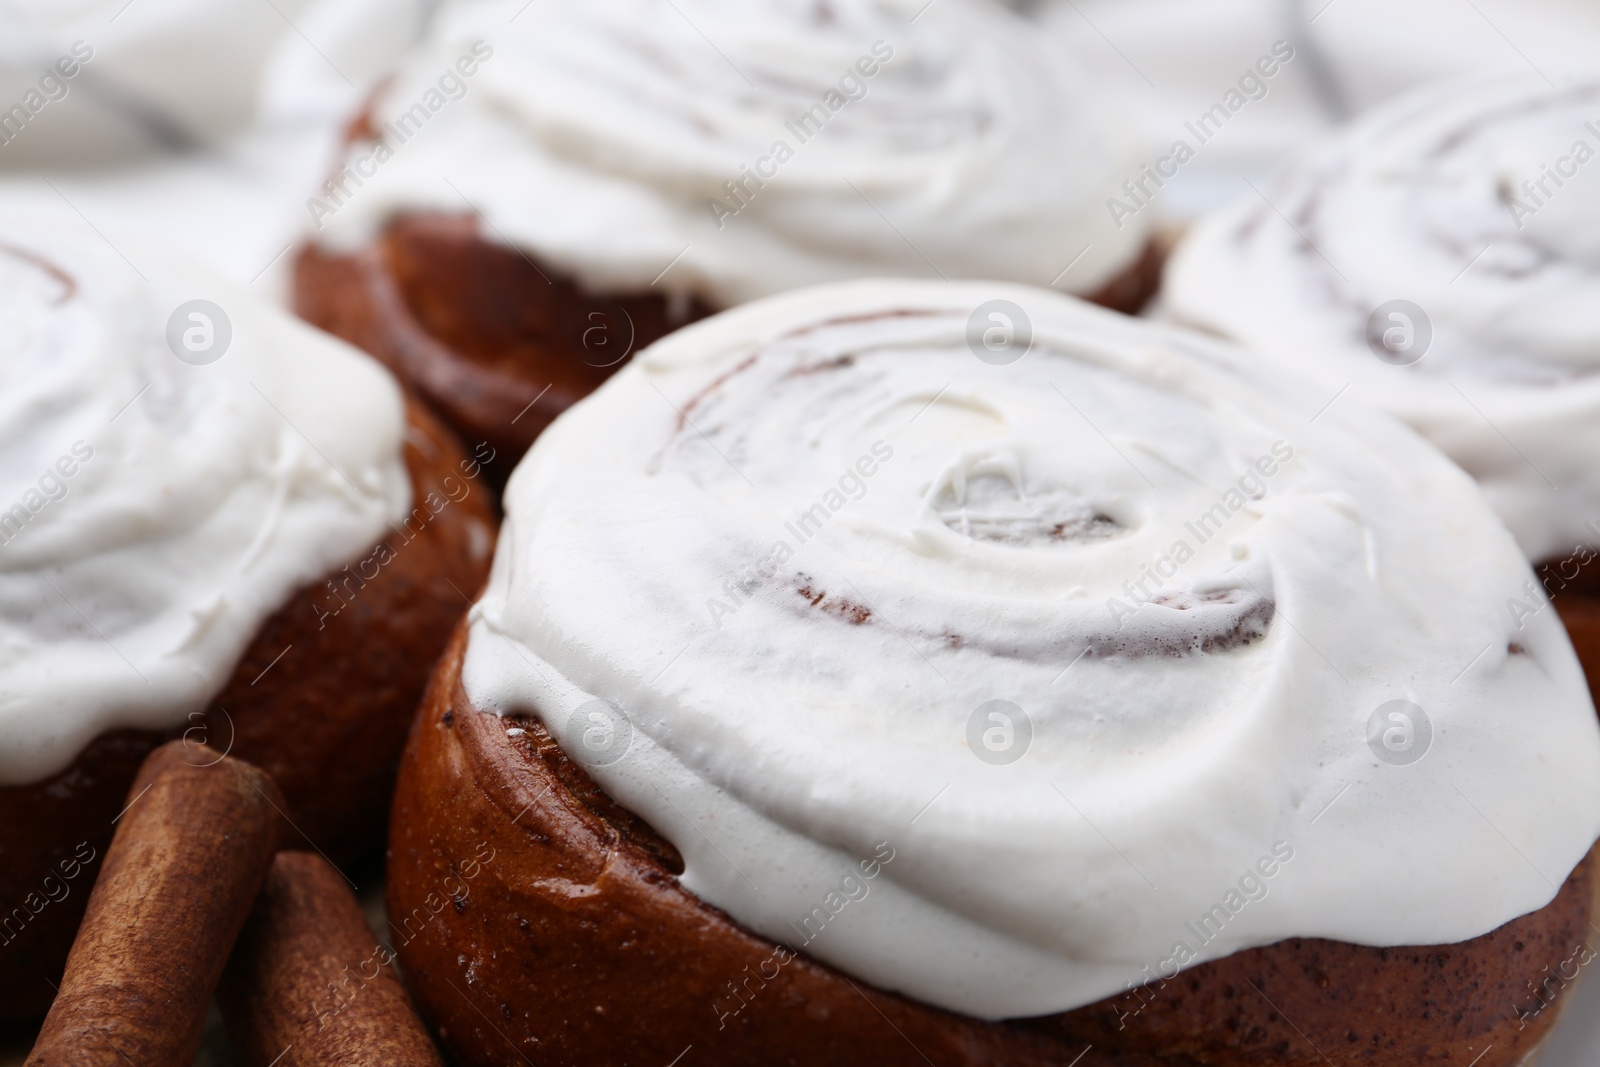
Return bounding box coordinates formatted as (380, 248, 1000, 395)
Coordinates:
(0, 0, 319, 166)
(295, 0, 1159, 481)
(389, 279, 1600, 1065)
(0, 224, 494, 1020)
(1016, 0, 1600, 217)
(0, 0, 442, 168)
(1162, 76, 1600, 700)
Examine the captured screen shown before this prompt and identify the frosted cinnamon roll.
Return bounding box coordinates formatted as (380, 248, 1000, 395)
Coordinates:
(295, 0, 1158, 481)
(0, 0, 435, 169)
(1016, 0, 1600, 217)
(0, 0, 312, 166)
(1163, 76, 1600, 699)
(0, 223, 494, 1020)
(389, 279, 1600, 1066)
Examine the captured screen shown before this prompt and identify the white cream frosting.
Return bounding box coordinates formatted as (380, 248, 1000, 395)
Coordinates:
(0, 0, 331, 167)
(0, 0, 437, 300)
(1163, 77, 1600, 564)
(312, 0, 1150, 307)
(0, 222, 410, 786)
(1021, 0, 1600, 219)
(463, 278, 1600, 1019)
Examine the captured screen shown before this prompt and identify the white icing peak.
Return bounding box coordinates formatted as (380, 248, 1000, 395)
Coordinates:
(0, 223, 410, 785)
(313, 0, 1150, 305)
(464, 279, 1600, 1018)
(1163, 77, 1600, 563)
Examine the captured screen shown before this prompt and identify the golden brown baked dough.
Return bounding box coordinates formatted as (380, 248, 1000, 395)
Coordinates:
(295, 216, 1164, 485)
(0, 398, 495, 1022)
(389, 621, 1594, 1066)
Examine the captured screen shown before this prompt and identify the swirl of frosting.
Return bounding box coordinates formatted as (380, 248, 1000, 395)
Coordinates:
(1163, 78, 1600, 563)
(0, 222, 410, 785)
(313, 0, 1150, 306)
(463, 279, 1600, 1018)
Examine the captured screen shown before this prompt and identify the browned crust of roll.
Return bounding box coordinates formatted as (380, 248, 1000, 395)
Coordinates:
(389, 620, 1592, 1067)
(293, 216, 1163, 485)
(294, 215, 717, 486)
(0, 397, 495, 1022)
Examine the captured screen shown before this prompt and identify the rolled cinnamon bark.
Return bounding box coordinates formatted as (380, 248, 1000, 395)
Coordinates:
(25, 741, 282, 1067)
(219, 852, 443, 1067)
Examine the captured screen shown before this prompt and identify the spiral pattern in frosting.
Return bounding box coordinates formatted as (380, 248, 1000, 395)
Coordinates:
(0, 222, 409, 785)
(314, 0, 1149, 306)
(463, 279, 1600, 1018)
(1164, 77, 1600, 562)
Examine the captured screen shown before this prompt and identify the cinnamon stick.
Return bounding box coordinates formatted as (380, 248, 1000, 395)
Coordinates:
(219, 851, 444, 1067)
(25, 741, 282, 1067)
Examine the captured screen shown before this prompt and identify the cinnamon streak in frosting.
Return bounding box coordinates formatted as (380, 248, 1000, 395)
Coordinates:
(462, 279, 1600, 1019)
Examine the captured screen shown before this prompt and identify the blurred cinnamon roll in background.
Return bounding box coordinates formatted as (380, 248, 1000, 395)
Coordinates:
(1014, 0, 1600, 219)
(1162, 76, 1600, 698)
(0, 0, 437, 298)
(296, 0, 1160, 480)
